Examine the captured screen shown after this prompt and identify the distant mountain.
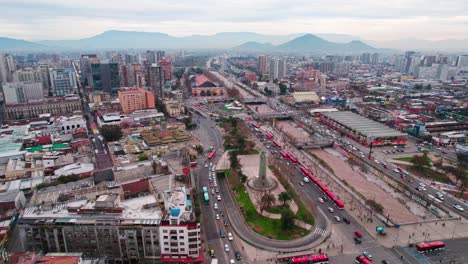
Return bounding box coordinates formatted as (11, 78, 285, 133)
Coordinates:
(369, 38, 468, 52)
(0, 37, 46, 51)
(235, 34, 376, 53)
(37, 30, 304, 50)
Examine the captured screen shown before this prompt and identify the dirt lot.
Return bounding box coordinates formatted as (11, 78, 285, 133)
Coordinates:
(310, 148, 422, 223)
(248, 104, 275, 114)
(276, 120, 310, 144)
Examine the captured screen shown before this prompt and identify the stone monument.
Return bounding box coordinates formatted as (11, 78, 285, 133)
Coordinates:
(247, 152, 278, 191)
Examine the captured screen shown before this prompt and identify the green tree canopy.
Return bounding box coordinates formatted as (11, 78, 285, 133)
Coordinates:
(278, 191, 292, 207)
(99, 125, 123, 142)
(280, 208, 295, 230)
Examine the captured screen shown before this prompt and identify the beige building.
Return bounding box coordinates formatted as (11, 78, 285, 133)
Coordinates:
(162, 98, 185, 117)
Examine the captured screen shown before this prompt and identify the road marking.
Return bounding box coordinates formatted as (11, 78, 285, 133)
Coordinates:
(313, 227, 327, 236)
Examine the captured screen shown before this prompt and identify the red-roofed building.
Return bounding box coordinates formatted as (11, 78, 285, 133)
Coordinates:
(118, 88, 155, 114)
(36, 135, 52, 145)
(244, 72, 257, 81)
(194, 75, 215, 87)
(121, 178, 149, 198)
(192, 74, 225, 97)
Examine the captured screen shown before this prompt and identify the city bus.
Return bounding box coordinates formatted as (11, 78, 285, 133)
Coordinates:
(280, 151, 288, 159)
(273, 140, 282, 149)
(286, 152, 298, 164)
(266, 133, 274, 140)
(203, 192, 210, 205)
(252, 123, 260, 129)
(208, 149, 217, 160)
(416, 241, 445, 252)
(288, 254, 329, 263)
(355, 255, 372, 264)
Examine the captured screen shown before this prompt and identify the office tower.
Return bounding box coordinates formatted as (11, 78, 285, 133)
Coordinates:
(147, 64, 164, 97)
(269, 58, 286, 80)
(0, 53, 8, 84)
(50, 68, 77, 96)
(91, 63, 120, 94)
(423, 55, 436, 67)
(38, 64, 51, 97)
(335, 61, 351, 75)
(120, 64, 142, 87)
(405, 51, 416, 58)
(439, 64, 458, 81)
(146, 50, 157, 64)
(258, 55, 268, 74)
(2, 81, 44, 104)
(370, 53, 379, 64)
(118, 88, 155, 114)
(394, 56, 408, 73)
(156, 51, 165, 62)
(80, 54, 99, 85)
(456, 55, 468, 67)
(408, 56, 422, 76)
(360, 53, 371, 64)
(159, 58, 172, 81)
(125, 53, 139, 64)
(110, 53, 124, 64)
(437, 56, 448, 64)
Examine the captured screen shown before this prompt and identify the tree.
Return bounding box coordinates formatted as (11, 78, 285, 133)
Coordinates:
(280, 208, 295, 230)
(260, 193, 276, 213)
(410, 152, 431, 169)
(278, 191, 292, 207)
(99, 125, 123, 142)
(194, 145, 204, 154)
(279, 83, 288, 95)
(138, 153, 149, 161)
(229, 151, 241, 171)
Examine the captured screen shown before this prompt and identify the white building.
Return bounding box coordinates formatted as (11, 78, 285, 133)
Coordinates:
(456, 55, 468, 67)
(54, 162, 94, 177)
(269, 58, 286, 80)
(50, 68, 77, 96)
(52, 115, 87, 134)
(2, 81, 44, 104)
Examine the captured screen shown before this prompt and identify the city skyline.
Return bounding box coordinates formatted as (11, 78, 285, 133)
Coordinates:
(0, 0, 467, 42)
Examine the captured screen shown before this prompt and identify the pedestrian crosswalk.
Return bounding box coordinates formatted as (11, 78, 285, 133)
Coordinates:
(313, 227, 327, 236)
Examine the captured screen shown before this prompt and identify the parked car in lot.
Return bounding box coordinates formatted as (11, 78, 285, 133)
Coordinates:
(363, 251, 373, 260)
(318, 198, 324, 203)
(327, 207, 334, 213)
(334, 216, 341, 222)
(343, 217, 351, 224)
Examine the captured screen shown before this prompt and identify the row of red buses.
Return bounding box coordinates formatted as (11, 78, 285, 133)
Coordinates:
(208, 149, 217, 160)
(286, 152, 298, 164)
(355, 255, 372, 264)
(280, 151, 288, 159)
(300, 166, 344, 209)
(273, 140, 282, 149)
(288, 254, 329, 264)
(416, 241, 445, 252)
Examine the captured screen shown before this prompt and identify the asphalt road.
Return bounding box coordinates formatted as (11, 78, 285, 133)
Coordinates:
(392, 238, 468, 264)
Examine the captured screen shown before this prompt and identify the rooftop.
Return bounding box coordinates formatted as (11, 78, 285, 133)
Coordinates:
(323, 111, 406, 138)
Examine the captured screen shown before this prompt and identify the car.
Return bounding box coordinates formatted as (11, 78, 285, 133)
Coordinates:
(205, 164, 208, 168)
(393, 168, 400, 173)
(442, 151, 448, 154)
(217, 195, 222, 201)
(374, 159, 380, 164)
(327, 207, 334, 213)
(343, 217, 351, 224)
(225, 244, 230, 252)
(318, 198, 324, 203)
(334, 216, 341, 222)
(299, 182, 304, 186)
(354, 237, 362, 244)
(453, 204, 465, 212)
(363, 252, 373, 260)
(400, 174, 406, 179)
(215, 188, 219, 193)
(209, 249, 215, 257)
(235, 251, 242, 260)
(220, 230, 225, 238)
(303, 177, 310, 183)
(211, 189, 215, 195)
(216, 214, 220, 220)
(230, 259, 235, 264)
(228, 232, 233, 241)
(402, 170, 409, 175)
(214, 203, 218, 210)
(382, 260, 390, 264)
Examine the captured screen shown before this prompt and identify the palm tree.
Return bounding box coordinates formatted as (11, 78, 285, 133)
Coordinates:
(260, 193, 276, 213)
(278, 191, 292, 207)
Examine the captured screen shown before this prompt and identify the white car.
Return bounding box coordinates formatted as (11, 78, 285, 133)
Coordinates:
(393, 168, 400, 173)
(303, 177, 310, 183)
(299, 182, 304, 186)
(228, 232, 233, 241)
(318, 198, 324, 203)
(328, 207, 334, 213)
(214, 203, 218, 210)
(217, 195, 222, 201)
(363, 252, 373, 260)
(216, 214, 220, 220)
(453, 204, 465, 212)
(374, 159, 380, 164)
(204, 164, 208, 168)
(225, 244, 230, 252)
(334, 216, 341, 222)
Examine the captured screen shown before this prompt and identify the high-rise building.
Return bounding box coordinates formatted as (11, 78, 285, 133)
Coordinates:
(110, 53, 124, 64)
(334, 61, 351, 76)
(0, 53, 7, 84)
(405, 51, 416, 58)
(156, 51, 165, 62)
(38, 64, 51, 97)
(159, 58, 172, 81)
(394, 56, 408, 73)
(118, 88, 155, 114)
(80, 54, 99, 86)
(360, 53, 371, 64)
(423, 55, 436, 67)
(146, 50, 157, 64)
(456, 55, 468, 67)
(2, 81, 44, 104)
(370, 53, 379, 64)
(91, 63, 120, 94)
(408, 56, 422, 76)
(50, 69, 77, 96)
(147, 64, 164, 97)
(258, 55, 268, 74)
(125, 53, 139, 64)
(269, 58, 286, 80)
(120, 64, 142, 87)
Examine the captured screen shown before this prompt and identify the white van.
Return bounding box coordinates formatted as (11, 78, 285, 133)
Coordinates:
(303, 177, 310, 183)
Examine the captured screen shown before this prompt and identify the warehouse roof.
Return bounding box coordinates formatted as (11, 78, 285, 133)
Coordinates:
(323, 111, 406, 138)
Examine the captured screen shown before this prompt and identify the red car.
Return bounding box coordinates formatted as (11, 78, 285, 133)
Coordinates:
(442, 151, 448, 154)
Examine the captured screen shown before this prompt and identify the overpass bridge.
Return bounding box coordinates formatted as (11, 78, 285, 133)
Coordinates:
(296, 141, 334, 149)
(254, 112, 293, 119)
(244, 98, 267, 104)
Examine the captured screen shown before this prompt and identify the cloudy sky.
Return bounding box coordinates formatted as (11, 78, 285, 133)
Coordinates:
(1, 0, 467, 41)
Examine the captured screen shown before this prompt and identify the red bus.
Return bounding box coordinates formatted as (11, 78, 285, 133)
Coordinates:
(208, 149, 217, 160)
(334, 198, 345, 209)
(273, 140, 282, 149)
(190, 162, 198, 167)
(280, 151, 288, 159)
(287, 152, 298, 164)
(355, 255, 372, 264)
(252, 123, 260, 129)
(266, 133, 274, 140)
(288, 254, 329, 263)
(416, 241, 445, 252)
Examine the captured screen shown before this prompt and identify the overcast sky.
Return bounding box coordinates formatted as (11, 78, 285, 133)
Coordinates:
(1, 0, 467, 41)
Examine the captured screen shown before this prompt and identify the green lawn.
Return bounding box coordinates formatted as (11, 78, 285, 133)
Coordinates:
(232, 183, 310, 240)
(394, 157, 413, 162)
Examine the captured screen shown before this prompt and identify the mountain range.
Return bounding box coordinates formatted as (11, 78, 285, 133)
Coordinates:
(0, 30, 467, 52)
